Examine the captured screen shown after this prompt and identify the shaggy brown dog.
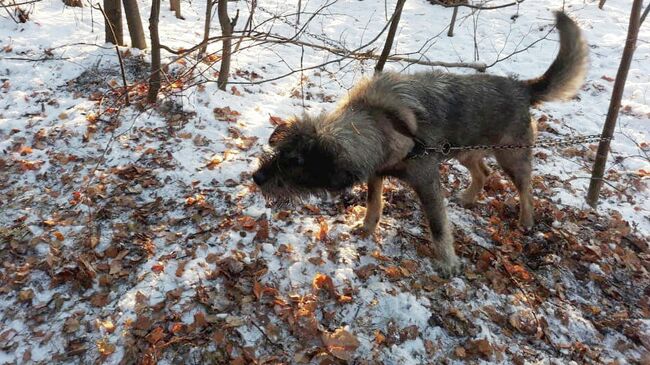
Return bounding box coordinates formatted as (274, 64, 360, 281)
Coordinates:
(253, 12, 588, 276)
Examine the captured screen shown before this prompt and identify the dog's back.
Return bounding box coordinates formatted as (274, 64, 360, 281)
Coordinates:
(354, 11, 588, 147)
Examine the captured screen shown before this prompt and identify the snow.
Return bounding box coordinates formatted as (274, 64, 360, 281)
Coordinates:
(1, 0, 649, 363)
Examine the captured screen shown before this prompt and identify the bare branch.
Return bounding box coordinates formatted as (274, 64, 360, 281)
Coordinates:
(429, 0, 525, 10)
(0, 0, 40, 7)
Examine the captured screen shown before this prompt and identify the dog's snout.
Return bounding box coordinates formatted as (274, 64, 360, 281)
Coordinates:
(253, 170, 267, 185)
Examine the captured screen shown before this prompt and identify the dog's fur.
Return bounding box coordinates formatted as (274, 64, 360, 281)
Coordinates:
(253, 12, 588, 276)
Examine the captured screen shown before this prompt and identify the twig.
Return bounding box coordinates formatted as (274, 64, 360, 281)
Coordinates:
(251, 320, 284, 349)
(299, 44, 305, 109)
(2, 2, 19, 22)
(485, 24, 555, 69)
(641, 1, 650, 26)
(429, 0, 525, 10)
(241, 32, 488, 72)
(1, 56, 70, 62)
(233, 0, 255, 53)
(0, 0, 41, 7)
(159, 43, 183, 54)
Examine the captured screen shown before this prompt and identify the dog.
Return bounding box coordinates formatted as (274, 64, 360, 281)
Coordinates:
(253, 12, 588, 276)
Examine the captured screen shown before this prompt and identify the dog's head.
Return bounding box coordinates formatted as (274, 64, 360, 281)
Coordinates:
(253, 116, 359, 205)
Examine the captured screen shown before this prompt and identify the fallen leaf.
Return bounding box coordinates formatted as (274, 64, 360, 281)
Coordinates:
(375, 330, 386, 345)
(96, 338, 115, 356)
(254, 216, 269, 241)
(90, 293, 109, 307)
(98, 319, 115, 334)
(18, 289, 34, 302)
(147, 327, 165, 344)
(316, 221, 328, 241)
(322, 328, 360, 361)
(151, 263, 165, 274)
(238, 215, 257, 231)
(64, 317, 80, 333)
(312, 273, 337, 297)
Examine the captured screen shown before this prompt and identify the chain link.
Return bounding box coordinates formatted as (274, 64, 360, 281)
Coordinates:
(410, 134, 611, 159)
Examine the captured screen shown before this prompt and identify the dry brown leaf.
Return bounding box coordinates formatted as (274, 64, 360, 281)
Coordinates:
(170, 322, 185, 334)
(238, 216, 257, 231)
(374, 330, 386, 345)
(254, 216, 269, 241)
(231, 357, 246, 365)
(355, 264, 378, 280)
(213, 106, 240, 122)
(147, 326, 165, 344)
(193, 312, 207, 329)
(98, 319, 115, 334)
(308, 256, 325, 266)
(64, 317, 80, 333)
(316, 221, 328, 241)
(322, 328, 360, 361)
(96, 338, 115, 356)
(383, 266, 402, 280)
(90, 292, 109, 307)
(312, 273, 337, 296)
(175, 260, 187, 277)
(253, 280, 264, 300)
(151, 263, 165, 274)
(206, 156, 222, 170)
(18, 289, 34, 302)
(502, 260, 532, 282)
(337, 294, 353, 304)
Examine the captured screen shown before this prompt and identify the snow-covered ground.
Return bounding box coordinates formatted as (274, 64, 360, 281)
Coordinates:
(1, 0, 649, 364)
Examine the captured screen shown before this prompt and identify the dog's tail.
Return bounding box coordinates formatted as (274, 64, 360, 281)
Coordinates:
(526, 12, 588, 104)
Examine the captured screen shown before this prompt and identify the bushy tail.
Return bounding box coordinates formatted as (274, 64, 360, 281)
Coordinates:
(526, 12, 589, 104)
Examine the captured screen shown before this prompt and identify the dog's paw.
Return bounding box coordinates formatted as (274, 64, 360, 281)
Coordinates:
(351, 223, 375, 238)
(518, 217, 534, 230)
(451, 192, 477, 209)
(432, 256, 463, 278)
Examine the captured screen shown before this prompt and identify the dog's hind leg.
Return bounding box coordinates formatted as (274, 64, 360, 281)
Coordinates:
(479, 158, 492, 177)
(360, 175, 384, 235)
(457, 152, 490, 207)
(402, 160, 461, 277)
(494, 150, 534, 228)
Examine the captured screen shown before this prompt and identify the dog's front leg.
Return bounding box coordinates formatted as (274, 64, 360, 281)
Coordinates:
(404, 162, 461, 277)
(354, 175, 384, 236)
(363, 175, 384, 233)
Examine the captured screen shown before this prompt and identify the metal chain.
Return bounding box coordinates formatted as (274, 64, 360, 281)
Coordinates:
(411, 134, 611, 158)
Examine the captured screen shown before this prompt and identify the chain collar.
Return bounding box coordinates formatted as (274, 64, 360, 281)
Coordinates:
(406, 134, 611, 160)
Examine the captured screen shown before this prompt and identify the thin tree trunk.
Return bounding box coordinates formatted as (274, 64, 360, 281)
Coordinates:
(170, 0, 182, 19)
(598, 0, 606, 10)
(586, 0, 643, 207)
(447, 6, 458, 37)
(374, 0, 406, 74)
(199, 0, 215, 57)
(122, 0, 146, 49)
(217, 0, 233, 90)
(104, 0, 123, 45)
(148, 0, 162, 103)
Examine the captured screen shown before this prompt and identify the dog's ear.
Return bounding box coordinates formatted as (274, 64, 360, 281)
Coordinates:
(268, 119, 295, 147)
(268, 124, 290, 147)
